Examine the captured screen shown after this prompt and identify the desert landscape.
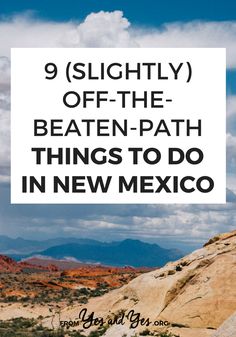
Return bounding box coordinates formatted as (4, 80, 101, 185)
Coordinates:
(0, 230, 236, 337)
(0, 0, 235, 336)
(0, 252, 153, 337)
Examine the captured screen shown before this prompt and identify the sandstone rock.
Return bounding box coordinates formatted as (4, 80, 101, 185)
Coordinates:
(46, 230, 236, 336)
(212, 311, 236, 337)
(0, 254, 59, 273)
(2, 230, 236, 337)
(0, 255, 21, 272)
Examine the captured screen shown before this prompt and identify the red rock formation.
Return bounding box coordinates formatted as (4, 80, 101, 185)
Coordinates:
(0, 255, 21, 273)
(0, 254, 59, 273)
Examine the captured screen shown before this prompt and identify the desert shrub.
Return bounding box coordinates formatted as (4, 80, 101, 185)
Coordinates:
(88, 325, 108, 337)
(0, 318, 68, 337)
(203, 236, 220, 247)
(180, 261, 188, 267)
(171, 322, 187, 328)
(78, 296, 88, 304)
(90, 288, 107, 297)
(68, 332, 85, 337)
(77, 288, 90, 296)
(158, 332, 179, 337)
(88, 331, 101, 337)
(21, 296, 31, 302)
(0, 330, 15, 337)
(97, 282, 108, 289)
(175, 265, 182, 272)
(10, 317, 37, 329)
(5, 295, 18, 302)
(40, 331, 65, 337)
(140, 329, 151, 335)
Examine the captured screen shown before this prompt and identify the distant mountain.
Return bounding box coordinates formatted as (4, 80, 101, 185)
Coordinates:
(0, 235, 183, 267)
(22, 256, 97, 270)
(31, 239, 183, 267)
(0, 235, 101, 255)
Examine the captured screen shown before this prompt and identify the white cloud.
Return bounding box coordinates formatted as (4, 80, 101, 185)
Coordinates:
(0, 57, 10, 174)
(227, 133, 236, 173)
(135, 21, 236, 69)
(0, 11, 236, 182)
(0, 12, 236, 66)
(0, 56, 10, 89)
(0, 7, 235, 248)
(227, 96, 236, 137)
(0, 11, 136, 56)
(227, 96, 236, 117)
(0, 178, 235, 248)
(0, 16, 74, 56)
(65, 10, 137, 47)
(1, 203, 235, 247)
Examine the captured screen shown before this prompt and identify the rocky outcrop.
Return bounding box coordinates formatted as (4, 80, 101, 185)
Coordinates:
(1, 230, 236, 337)
(0, 254, 59, 272)
(45, 230, 236, 336)
(212, 311, 236, 337)
(0, 255, 21, 272)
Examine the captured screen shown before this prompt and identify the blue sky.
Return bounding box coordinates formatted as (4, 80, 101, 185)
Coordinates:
(227, 70, 236, 95)
(0, 0, 236, 252)
(0, 1, 235, 91)
(1, 0, 236, 25)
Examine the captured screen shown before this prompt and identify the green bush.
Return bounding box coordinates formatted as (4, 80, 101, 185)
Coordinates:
(159, 332, 179, 337)
(140, 329, 151, 335)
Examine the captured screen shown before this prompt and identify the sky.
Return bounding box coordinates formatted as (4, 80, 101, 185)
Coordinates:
(1, 0, 236, 25)
(0, 0, 236, 252)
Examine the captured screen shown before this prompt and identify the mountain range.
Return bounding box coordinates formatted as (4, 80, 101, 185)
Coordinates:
(0, 235, 100, 254)
(0, 235, 182, 267)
